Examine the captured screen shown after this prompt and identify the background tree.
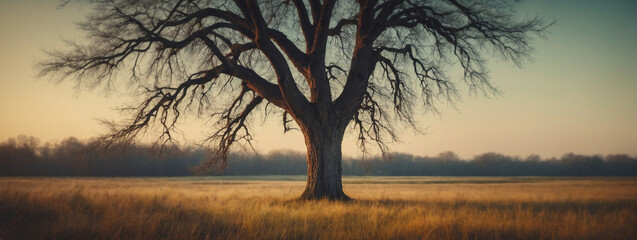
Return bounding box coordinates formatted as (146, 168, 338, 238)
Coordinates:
(39, 0, 549, 200)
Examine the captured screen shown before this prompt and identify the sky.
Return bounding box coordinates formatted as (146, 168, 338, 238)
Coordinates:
(0, 0, 635, 159)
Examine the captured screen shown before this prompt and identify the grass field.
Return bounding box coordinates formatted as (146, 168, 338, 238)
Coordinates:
(1, 176, 635, 239)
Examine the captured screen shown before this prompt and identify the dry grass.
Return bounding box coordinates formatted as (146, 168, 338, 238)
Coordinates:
(1, 176, 635, 240)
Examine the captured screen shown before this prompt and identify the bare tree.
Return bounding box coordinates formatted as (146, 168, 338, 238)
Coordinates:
(39, 0, 549, 200)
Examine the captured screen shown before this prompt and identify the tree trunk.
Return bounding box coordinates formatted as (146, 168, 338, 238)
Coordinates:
(299, 124, 350, 201)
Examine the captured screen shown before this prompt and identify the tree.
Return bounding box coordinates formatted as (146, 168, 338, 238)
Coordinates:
(39, 0, 549, 200)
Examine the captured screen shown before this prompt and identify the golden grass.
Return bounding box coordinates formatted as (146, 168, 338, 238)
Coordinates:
(1, 177, 635, 240)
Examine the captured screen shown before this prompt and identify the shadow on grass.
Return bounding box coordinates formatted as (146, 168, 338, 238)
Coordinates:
(0, 190, 243, 240)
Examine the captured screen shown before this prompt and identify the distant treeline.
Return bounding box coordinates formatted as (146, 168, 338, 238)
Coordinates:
(1, 136, 635, 177)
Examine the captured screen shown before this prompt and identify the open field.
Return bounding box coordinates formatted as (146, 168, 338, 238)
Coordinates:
(1, 176, 635, 239)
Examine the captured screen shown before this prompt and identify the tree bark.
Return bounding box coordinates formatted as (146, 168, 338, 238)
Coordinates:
(299, 123, 350, 201)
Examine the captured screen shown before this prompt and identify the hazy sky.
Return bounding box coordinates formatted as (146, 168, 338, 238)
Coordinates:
(0, 0, 635, 158)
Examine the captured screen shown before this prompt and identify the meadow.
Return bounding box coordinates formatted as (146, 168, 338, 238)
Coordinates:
(1, 176, 635, 239)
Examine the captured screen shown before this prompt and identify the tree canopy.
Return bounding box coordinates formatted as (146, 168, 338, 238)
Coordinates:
(39, 0, 549, 200)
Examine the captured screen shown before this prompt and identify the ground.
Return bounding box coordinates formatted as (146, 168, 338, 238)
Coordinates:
(1, 176, 635, 239)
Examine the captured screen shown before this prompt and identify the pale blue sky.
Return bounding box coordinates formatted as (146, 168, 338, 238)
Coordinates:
(0, 0, 635, 158)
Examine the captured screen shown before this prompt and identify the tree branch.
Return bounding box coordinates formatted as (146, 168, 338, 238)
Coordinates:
(291, 0, 315, 46)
